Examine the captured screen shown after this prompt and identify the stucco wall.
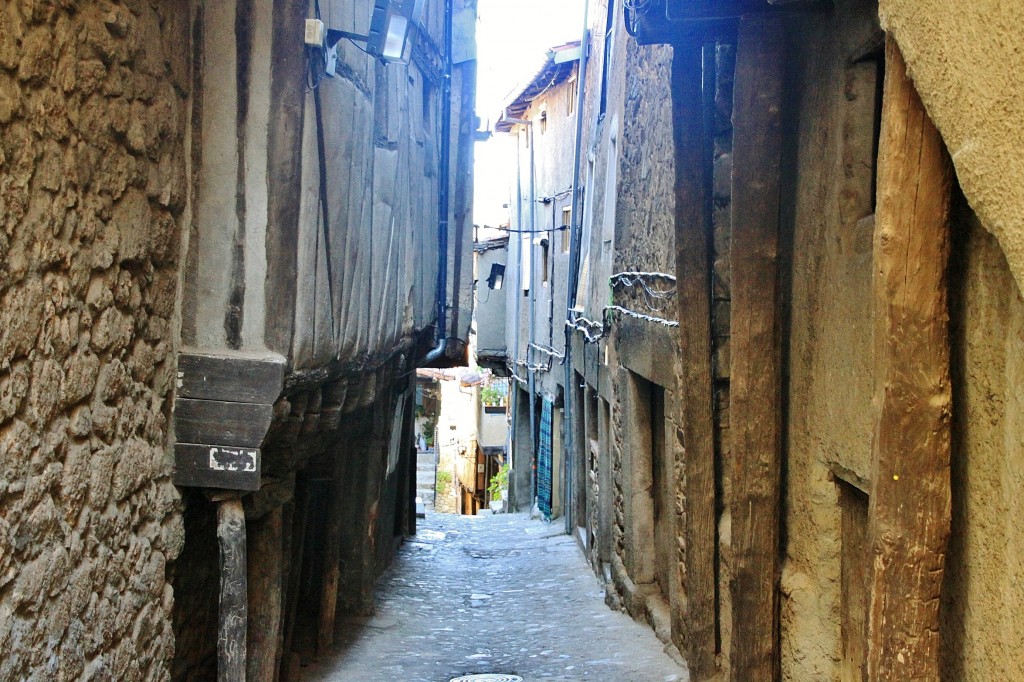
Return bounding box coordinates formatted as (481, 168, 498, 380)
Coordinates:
(943, 210, 1024, 682)
(779, 2, 884, 678)
(0, 0, 190, 678)
(880, 0, 1024, 297)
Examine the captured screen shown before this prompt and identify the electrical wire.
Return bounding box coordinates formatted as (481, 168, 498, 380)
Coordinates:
(604, 305, 679, 328)
(609, 271, 676, 312)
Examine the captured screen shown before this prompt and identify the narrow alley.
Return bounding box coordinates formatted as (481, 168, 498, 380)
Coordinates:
(304, 513, 686, 682)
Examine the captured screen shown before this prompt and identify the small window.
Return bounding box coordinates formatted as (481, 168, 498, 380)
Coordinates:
(540, 110, 548, 135)
(567, 75, 577, 115)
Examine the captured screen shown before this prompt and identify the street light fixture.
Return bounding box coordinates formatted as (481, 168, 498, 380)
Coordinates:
(322, 0, 425, 65)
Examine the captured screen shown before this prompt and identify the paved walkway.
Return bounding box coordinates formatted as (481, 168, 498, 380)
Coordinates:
(305, 512, 687, 682)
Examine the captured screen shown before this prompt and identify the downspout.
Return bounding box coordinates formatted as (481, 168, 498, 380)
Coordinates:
(527, 119, 538, 508)
(424, 0, 454, 365)
(509, 129, 524, 508)
(564, 2, 590, 533)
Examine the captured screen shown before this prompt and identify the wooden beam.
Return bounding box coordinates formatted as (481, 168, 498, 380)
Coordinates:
(177, 351, 285, 404)
(174, 443, 261, 491)
(246, 506, 283, 682)
(671, 40, 717, 681)
(865, 37, 953, 681)
(729, 14, 785, 682)
(279, 477, 311, 682)
(216, 498, 248, 682)
(316, 449, 345, 657)
(175, 398, 274, 448)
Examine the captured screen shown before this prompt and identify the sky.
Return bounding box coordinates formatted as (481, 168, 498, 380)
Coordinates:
(473, 0, 585, 230)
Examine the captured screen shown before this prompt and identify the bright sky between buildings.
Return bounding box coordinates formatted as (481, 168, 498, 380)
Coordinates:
(473, 0, 585, 232)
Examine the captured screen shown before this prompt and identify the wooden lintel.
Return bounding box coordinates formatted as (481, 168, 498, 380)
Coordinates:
(671, 40, 717, 681)
(865, 37, 953, 682)
(175, 398, 274, 448)
(729, 13, 785, 682)
(177, 350, 286, 404)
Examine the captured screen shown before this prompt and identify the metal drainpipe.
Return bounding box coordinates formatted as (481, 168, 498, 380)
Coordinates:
(564, 3, 591, 534)
(424, 0, 454, 365)
(527, 119, 538, 509)
(509, 128, 524, 510)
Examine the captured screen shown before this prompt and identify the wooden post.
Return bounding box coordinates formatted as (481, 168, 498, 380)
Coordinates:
(246, 506, 283, 682)
(672, 39, 717, 680)
(865, 37, 953, 681)
(317, 448, 345, 657)
(216, 498, 248, 682)
(729, 14, 785, 682)
(279, 477, 310, 682)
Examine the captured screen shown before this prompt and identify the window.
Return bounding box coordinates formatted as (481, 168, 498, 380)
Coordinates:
(567, 74, 577, 115)
(540, 110, 548, 135)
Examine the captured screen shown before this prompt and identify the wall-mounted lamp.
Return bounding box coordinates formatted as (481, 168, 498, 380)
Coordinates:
(486, 263, 506, 291)
(314, 0, 425, 65)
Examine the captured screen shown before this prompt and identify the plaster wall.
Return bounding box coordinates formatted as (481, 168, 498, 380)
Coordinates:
(780, 2, 1024, 680)
(0, 0, 190, 678)
(943, 211, 1024, 682)
(474, 242, 508, 359)
(779, 2, 885, 678)
(879, 0, 1024, 298)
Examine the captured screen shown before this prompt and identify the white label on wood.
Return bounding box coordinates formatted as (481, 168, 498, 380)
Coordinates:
(209, 447, 259, 472)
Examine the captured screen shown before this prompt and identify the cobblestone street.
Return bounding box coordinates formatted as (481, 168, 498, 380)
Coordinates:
(305, 513, 687, 681)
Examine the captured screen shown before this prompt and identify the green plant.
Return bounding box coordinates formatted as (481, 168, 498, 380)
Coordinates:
(480, 381, 508, 406)
(487, 463, 509, 501)
(435, 470, 452, 495)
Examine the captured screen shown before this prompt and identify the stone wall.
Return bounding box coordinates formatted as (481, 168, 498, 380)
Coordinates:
(0, 0, 190, 678)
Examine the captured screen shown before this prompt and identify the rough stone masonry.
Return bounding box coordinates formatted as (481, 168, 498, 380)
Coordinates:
(0, 1, 190, 679)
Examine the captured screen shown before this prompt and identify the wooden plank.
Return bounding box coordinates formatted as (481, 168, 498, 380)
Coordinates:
(246, 506, 283, 682)
(671, 40, 718, 680)
(177, 351, 286, 404)
(175, 398, 274, 448)
(729, 14, 785, 681)
(216, 498, 248, 682)
(174, 443, 261, 491)
(865, 37, 953, 681)
(316, 450, 345, 657)
(280, 477, 311, 682)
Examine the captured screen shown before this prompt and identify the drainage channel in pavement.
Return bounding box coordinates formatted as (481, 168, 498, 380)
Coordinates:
(449, 676, 524, 682)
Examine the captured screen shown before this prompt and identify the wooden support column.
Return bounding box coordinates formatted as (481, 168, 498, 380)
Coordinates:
(317, 448, 345, 657)
(865, 37, 953, 681)
(729, 14, 785, 682)
(216, 498, 248, 682)
(279, 478, 311, 682)
(246, 506, 283, 682)
(672, 39, 717, 680)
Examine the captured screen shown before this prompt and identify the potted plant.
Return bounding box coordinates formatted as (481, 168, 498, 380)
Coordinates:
(487, 463, 510, 512)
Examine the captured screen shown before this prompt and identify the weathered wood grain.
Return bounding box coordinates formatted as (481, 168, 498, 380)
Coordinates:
(316, 450, 345, 657)
(177, 351, 285, 404)
(671, 39, 718, 681)
(174, 443, 261, 491)
(729, 13, 785, 682)
(865, 37, 953, 682)
(217, 499, 248, 682)
(175, 398, 274, 447)
(246, 506, 283, 682)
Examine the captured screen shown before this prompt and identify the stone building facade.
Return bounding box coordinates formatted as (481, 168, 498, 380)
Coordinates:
(0, 0, 476, 680)
(478, 0, 1024, 679)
